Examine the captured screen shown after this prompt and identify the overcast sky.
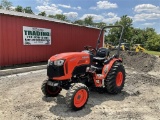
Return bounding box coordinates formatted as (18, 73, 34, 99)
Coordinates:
(10, 0, 160, 33)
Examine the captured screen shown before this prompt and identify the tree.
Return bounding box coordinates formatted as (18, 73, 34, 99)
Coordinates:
(130, 28, 146, 45)
(48, 14, 54, 18)
(15, 5, 23, 12)
(74, 20, 84, 25)
(105, 15, 133, 44)
(144, 28, 156, 40)
(23, 7, 34, 14)
(145, 34, 160, 51)
(143, 28, 160, 51)
(38, 11, 46, 16)
(53, 14, 68, 21)
(95, 22, 106, 28)
(1, 0, 12, 10)
(116, 15, 133, 41)
(84, 16, 93, 26)
(48, 14, 69, 21)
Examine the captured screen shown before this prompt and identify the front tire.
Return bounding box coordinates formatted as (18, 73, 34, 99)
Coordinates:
(41, 80, 62, 97)
(105, 62, 125, 94)
(65, 83, 89, 110)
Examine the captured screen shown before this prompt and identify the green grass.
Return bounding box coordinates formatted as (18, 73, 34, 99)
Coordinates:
(144, 50, 160, 56)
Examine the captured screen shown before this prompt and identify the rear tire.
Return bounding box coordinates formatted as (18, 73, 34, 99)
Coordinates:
(65, 83, 89, 110)
(105, 62, 125, 94)
(41, 80, 62, 97)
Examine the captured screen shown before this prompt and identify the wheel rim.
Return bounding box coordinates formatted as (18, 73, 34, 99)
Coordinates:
(74, 89, 88, 108)
(46, 86, 61, 95)
(116, 72, 123, 87)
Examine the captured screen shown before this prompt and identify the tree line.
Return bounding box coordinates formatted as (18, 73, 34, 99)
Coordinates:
(105, 15, 160, 51)
(1, 0, 160, 51)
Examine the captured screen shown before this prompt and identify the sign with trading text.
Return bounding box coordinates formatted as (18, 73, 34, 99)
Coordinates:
(23, 26, 51, 45)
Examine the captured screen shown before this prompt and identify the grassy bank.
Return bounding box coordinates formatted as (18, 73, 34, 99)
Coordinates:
(145, 50, 160, 56)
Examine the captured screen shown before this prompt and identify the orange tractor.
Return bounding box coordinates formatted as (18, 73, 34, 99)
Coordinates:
(41, 25, 125, 110)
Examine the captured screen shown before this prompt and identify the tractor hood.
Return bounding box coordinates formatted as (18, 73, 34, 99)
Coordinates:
(47, 51, 91, 79)
(49, 52, 90, 61)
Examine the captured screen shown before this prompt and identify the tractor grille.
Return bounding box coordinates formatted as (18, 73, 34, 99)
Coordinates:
(47, 64, 64, 78)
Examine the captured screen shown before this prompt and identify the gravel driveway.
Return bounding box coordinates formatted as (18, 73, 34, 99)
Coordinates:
(0, 65, 160, 120)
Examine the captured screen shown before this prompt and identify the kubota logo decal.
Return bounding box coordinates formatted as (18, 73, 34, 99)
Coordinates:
(70, 58, 76, 61)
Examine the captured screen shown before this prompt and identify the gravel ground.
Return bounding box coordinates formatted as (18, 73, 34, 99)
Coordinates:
(0, 64, 160, 120)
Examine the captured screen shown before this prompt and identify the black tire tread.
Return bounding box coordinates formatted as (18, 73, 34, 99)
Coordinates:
(105, 62, 125, 94)
(41, 80, 48, 96)
(41, 80, 62, 97)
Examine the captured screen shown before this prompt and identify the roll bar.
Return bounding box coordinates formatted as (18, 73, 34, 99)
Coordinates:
(96, 25, 124, 57)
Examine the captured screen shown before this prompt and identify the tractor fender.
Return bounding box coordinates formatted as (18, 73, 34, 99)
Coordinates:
(102, 58, 122, 78)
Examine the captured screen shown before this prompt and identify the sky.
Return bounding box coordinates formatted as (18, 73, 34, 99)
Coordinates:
(9, 0, 160, 33)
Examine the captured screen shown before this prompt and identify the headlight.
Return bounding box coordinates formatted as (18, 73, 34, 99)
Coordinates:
(48, 59, 53, 66)
(54, 59, 65, 66)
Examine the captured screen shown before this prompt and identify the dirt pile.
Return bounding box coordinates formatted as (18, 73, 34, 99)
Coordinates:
(148, 57, 160, 77)
(110, 51, 157, 72)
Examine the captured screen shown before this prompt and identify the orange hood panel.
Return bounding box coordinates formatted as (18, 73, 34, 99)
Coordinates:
(49, 52, 89, 61)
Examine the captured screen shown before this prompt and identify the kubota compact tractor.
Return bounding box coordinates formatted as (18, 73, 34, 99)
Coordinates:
(41, 25, 125, 110)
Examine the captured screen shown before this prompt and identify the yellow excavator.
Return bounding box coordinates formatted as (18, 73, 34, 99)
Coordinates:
(105, 41, 146, 53)
(131, 44, 145, 52)
(104, 42, 116, 50)
(119, 43, 145, 52)
(120, 43, 130, 51)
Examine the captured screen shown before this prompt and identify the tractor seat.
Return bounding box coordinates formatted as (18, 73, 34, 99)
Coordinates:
(93, 47, 110, 63)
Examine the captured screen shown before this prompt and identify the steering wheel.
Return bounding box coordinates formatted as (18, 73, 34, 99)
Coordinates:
(84, 45, 91, 50)
(84, 46, 97, 55)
